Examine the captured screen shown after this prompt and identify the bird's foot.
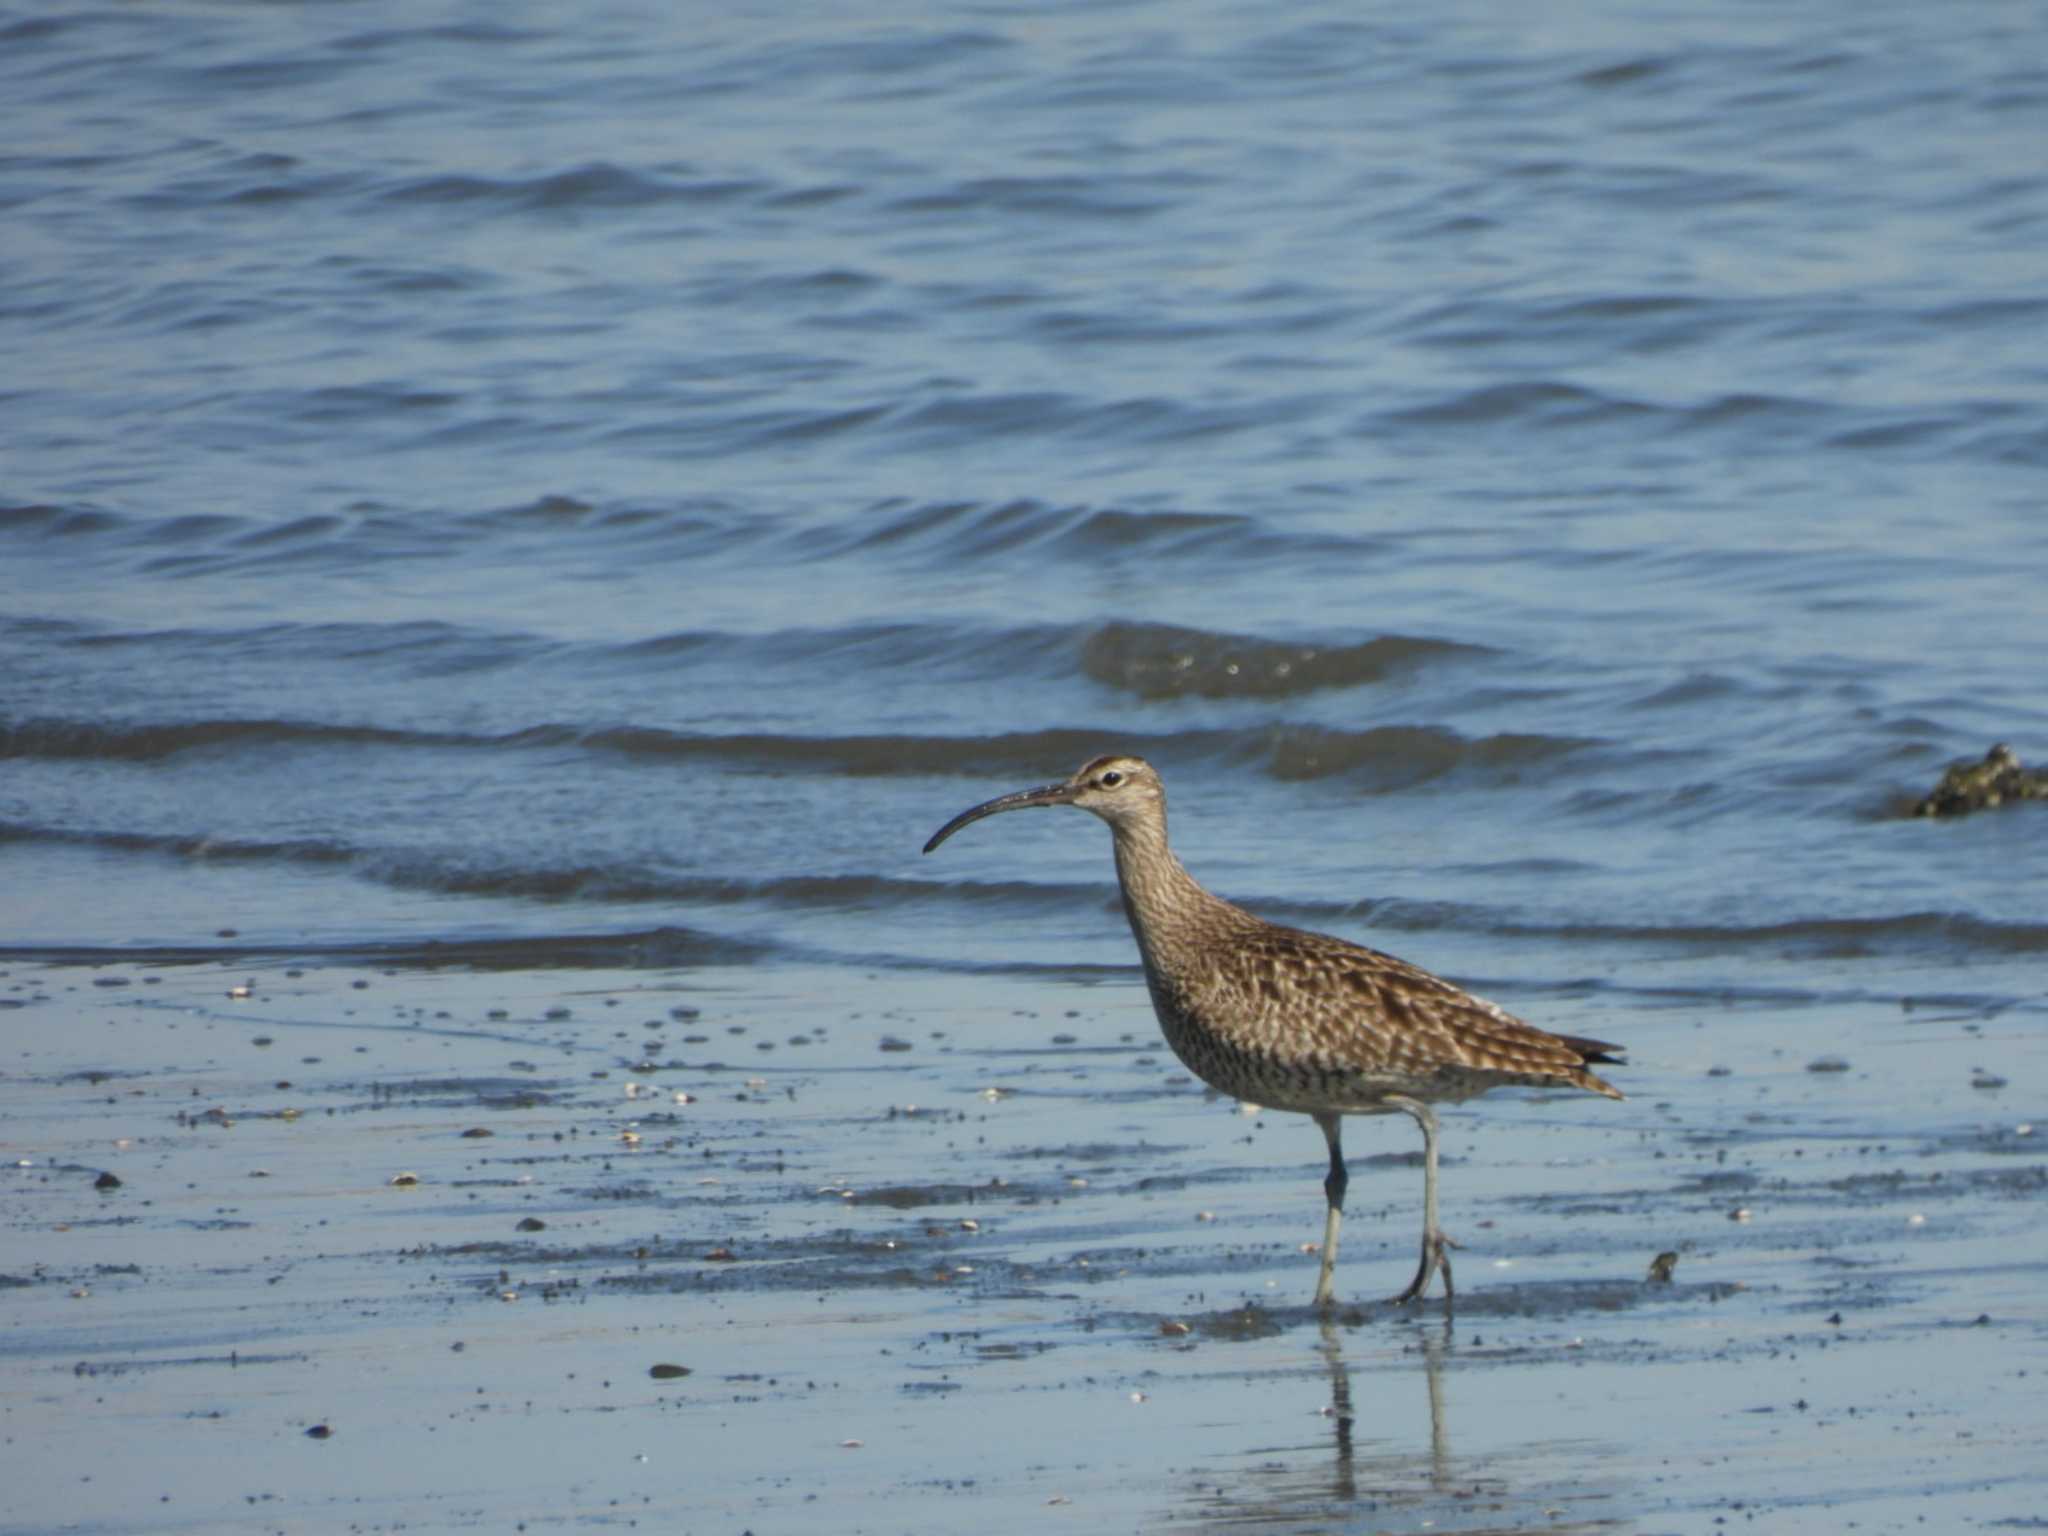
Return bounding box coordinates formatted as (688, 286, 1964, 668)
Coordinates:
(1390, 1228, 1459, 1307)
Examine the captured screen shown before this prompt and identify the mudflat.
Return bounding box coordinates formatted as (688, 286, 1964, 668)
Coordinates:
(3, 958, 2041, 1534)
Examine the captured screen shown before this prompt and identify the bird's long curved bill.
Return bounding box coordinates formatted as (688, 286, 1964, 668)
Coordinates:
(922, 781, 1074, 854)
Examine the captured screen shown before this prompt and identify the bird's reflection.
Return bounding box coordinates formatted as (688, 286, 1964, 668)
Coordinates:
(1167, 1315, 1611, 1534)
(1316, 1315, 1450, 1507)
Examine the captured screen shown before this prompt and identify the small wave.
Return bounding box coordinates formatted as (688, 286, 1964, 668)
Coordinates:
(1382, 380, 1653, 431)
(1679, 391, 1838, 432)
(0, 501, 123, 539)
(882, 391, 1276, 453)
(1255, 723, 1593, 788)
(4, 489, 1359, 584)
(43, 618, 554, 679)
(561, 720, 1595, 790)
(1396, 292, 1719, 357)
(608, 722, 1592, 789)
(0, 818, 1090, 916)
(1371, 375, 2020, 466)
(1081, 621, 1489, 700)
(290, 383, 462, 423)
(1576, 56, 1674, 89)
(135, 512, 244, 546)
(1569, 911, 2048, 957)
(335, 21, 537, 53)
(0, 710, 1025, 771)
(836, 496, 1344, 567)
(0, 821, 355, 867)
(0, 929, 762, 972)
(1060, 506, 1263, 547)
(0, 493, 772, 580)
(1227, 892, 2048, 962)
(0, 717, 452, 763)
(0, 711, 1594, 791)
(571, 725, 1126, 777)
(378, 163, 767, 214)
(889, 174, 1171, 222)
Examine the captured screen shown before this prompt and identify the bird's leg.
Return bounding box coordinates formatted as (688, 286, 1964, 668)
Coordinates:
(1385, 1094, 1459, 1307)
(1313, 1111, 1346, 1309)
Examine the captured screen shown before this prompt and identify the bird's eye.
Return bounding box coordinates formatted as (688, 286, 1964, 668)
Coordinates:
(1099, 770, 1123, 787)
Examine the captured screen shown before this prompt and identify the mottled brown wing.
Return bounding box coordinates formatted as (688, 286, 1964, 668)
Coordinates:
(1223, 924, 1625, 1099)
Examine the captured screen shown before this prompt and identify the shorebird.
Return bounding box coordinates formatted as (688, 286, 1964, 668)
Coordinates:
(923, 754, 1623, 1308)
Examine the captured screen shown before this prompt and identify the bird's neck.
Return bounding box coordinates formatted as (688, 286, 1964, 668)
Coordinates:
(1109, 817, 1237, 965)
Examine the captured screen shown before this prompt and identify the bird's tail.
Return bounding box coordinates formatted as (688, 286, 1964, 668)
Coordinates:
(1557, 1032, 1626, 1100)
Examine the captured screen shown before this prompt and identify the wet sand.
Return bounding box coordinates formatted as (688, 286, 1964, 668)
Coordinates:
(3, 957, 2042, 1534)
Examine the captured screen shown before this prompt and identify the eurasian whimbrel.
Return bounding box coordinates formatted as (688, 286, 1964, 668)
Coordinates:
(923, 754, 1624, 1308)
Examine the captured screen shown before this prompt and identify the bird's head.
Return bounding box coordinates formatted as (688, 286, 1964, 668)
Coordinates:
(922, 754, 1164, 853)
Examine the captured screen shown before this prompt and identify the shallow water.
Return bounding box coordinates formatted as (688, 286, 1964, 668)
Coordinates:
(3, 2, 2046, 1530)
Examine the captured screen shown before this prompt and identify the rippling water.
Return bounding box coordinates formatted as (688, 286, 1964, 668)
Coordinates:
(5, 3, 2045, 1027)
